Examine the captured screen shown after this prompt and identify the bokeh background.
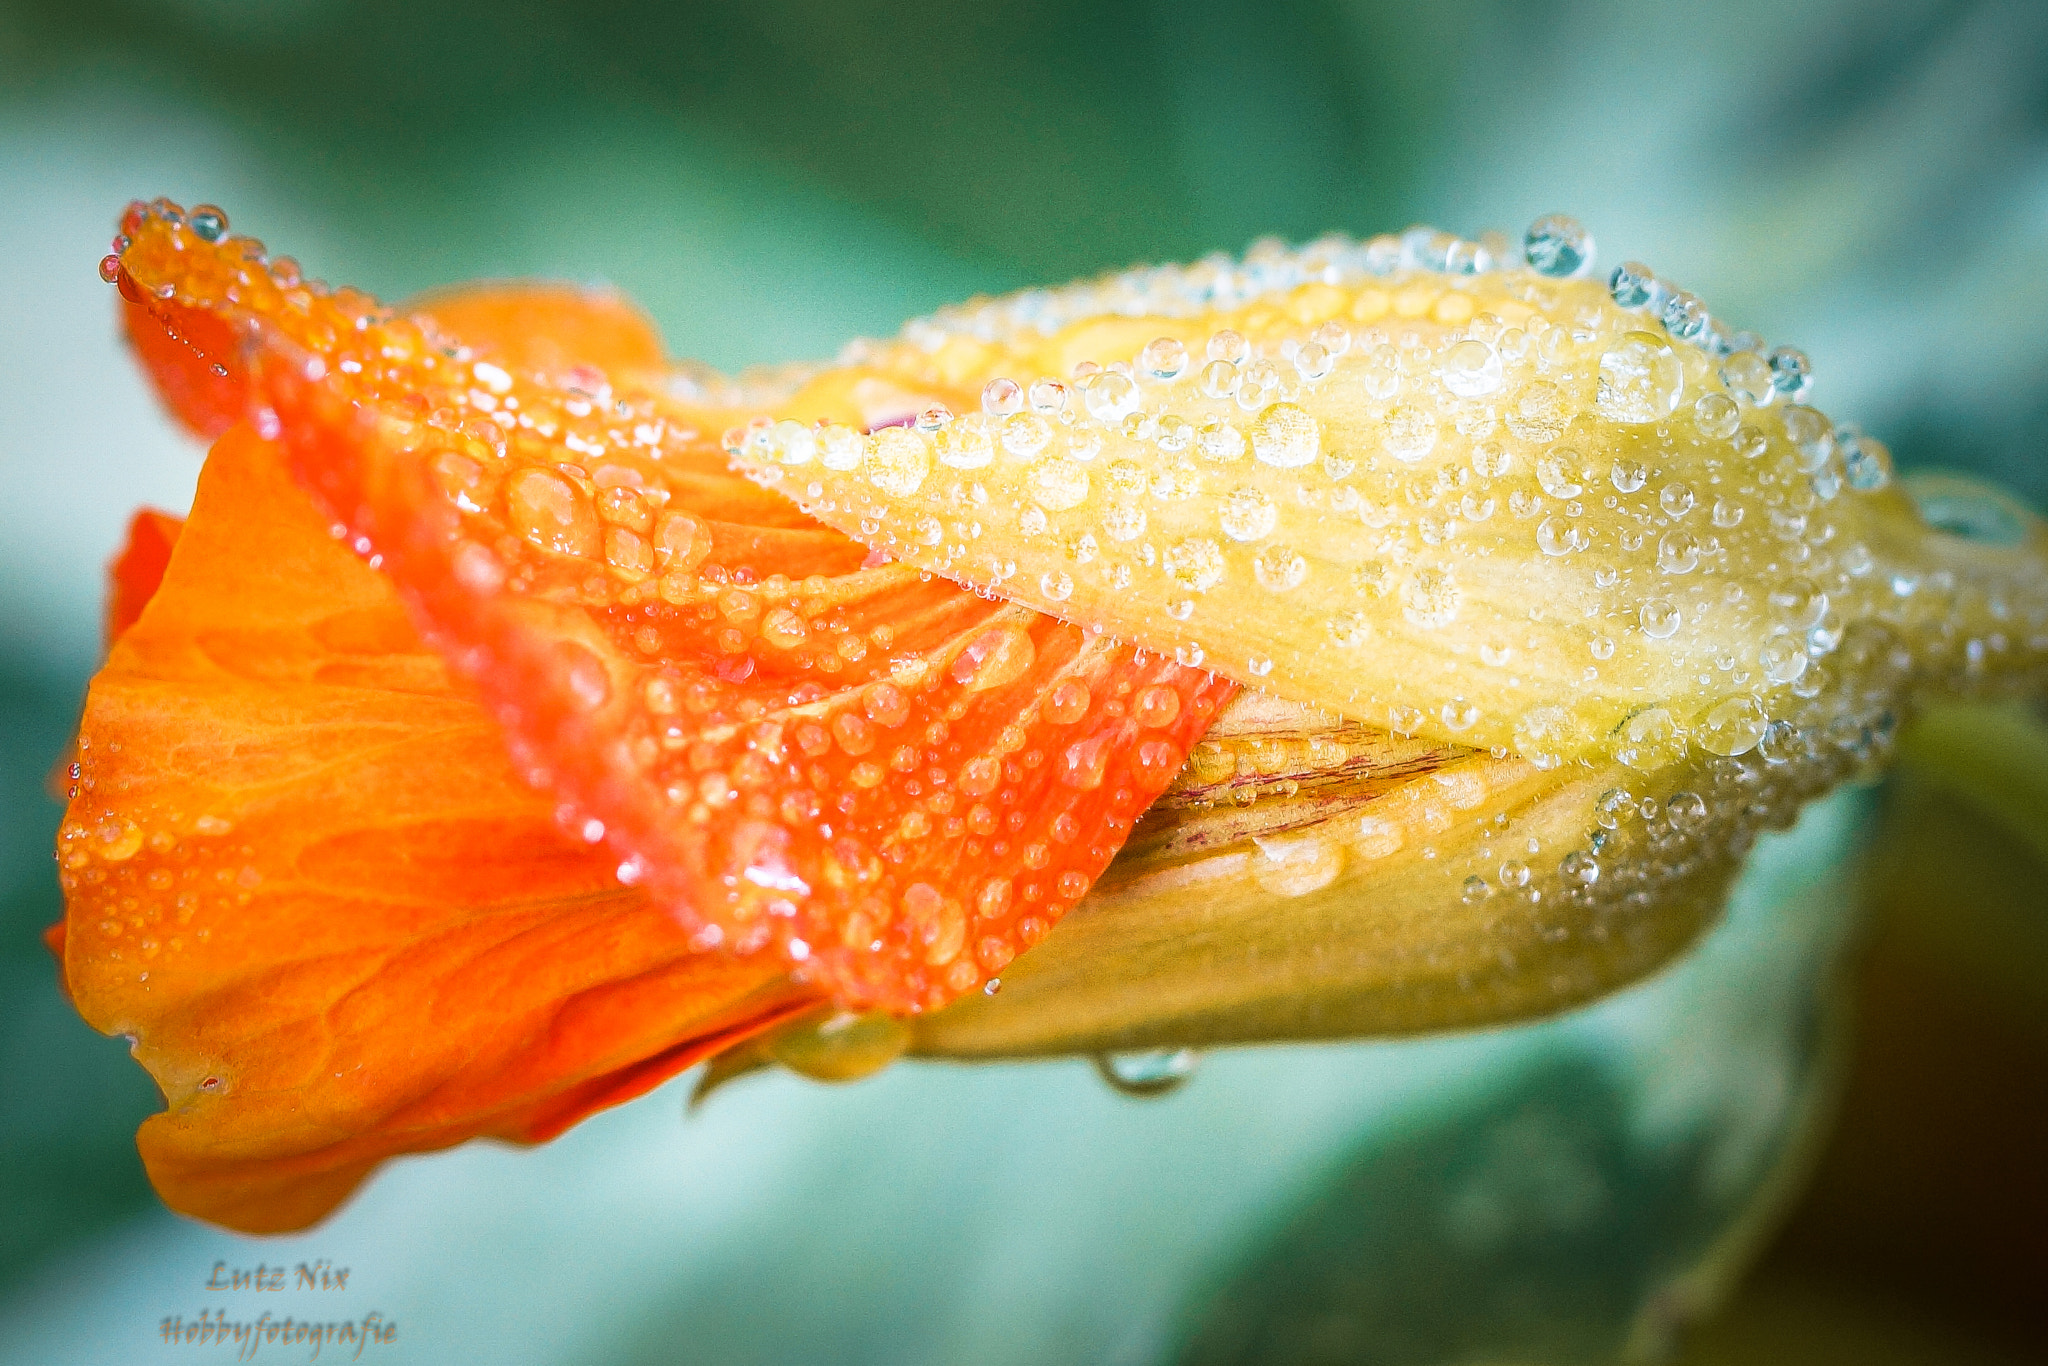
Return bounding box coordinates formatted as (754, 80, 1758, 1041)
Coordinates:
(1, 1, 2043, 1362)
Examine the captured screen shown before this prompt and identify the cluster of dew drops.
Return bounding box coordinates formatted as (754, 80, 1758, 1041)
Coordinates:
(732, 212, 2048, 944)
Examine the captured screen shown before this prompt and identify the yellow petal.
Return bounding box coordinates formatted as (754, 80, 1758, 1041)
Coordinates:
(738, 264, 2048, 774)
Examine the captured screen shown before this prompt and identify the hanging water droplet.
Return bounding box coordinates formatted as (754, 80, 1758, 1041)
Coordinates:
(1092, 1049, 1199, 1098)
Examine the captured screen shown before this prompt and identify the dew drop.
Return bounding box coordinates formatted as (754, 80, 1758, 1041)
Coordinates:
(1250, 403, 1320, 468)
(1139, 336, 1188, 381)
(1441, 339, 1502, 397)
(1253, 543, 1307, 591)
(865, 426, 931, 497)
(1640, 598, 1683, 639)
(1093, 1049, 1198, 1098)
(981, 377, 1023, 415)
(1382, 404, 1438, 463)
(1693, 392, 1740, 439)
(1524, 214, 1593, 277)
(1616, 708, 1688, 771)
(1220, 487, 1278, 541)
(1596, 333, 1682, 424)
(1697, 695, 1768, 756)
(1657, 530, 1699, 574)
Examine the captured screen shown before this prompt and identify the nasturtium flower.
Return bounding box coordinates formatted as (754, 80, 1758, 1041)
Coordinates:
(56, 201, 2048, 1233)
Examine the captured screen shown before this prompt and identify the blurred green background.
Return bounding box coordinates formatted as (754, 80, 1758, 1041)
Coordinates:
(1, 1, 2044, 1361)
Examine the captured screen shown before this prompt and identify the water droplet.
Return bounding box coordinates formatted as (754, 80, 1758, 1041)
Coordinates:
(1401, 567, 1461, 627)
(1499, 859, 1530, 888)
(1293, 342, 1333, 382)
(1441, 339, 1502, 397)
(1609, 261, 1656, 309)
(1461, 875, 1493, 904)
(1382, 404, 1438, 463)
(1220, 486, 1278, 541)
(1524, 214, 1593, 277)
(1498, 381, 1567, 446)
(1253, 830, 1346, 895)
(1250, 403, 1320, 468)
(1693, 392, 1740, 439)
(1697, 695, 1768, 756)
(1664, 791, 1707, 830)
(1760, 637, 1808, 684)
(1093, 1049, 1199, 1098)
(1163, 537, 1226, 593)
(981, 377, 1024, 415)
(1596, 333, 1683, 423)
(1039, 570, 1075, 601)
(1538, 449, 1585, 499)
(1562, 850, 1600, 884)
(1206, 329, 1250, 364)
(1659, 483, 1695, 518)
(1906, 475, 2032, 546)
(508, 468, 601, 558)
(1617, 707, 1688, 771)
(936, 420, 994, 470)
(1757, 719, 1804, 764)
(1441, 698, 1479, 731)
(1660, 290, 1708, 341)
(1026, 456, 1090, 511)
(1537, 516, 1589, 556)
(1082, 371, 1140, 422)
(1720, 352, 1774, 406)
(1768, 346, 1813, 400)
(188, 205, 228, 241)
(866, 426, 931, 496)
(1640, 598, 1683, 639)
(1782, 405, 1833, 473)
(818, 424, 863, 470)
(1657, 530, 1699, 574)
(1140, 336, 1189, 380)
(1840, 431, 1893, 491)
(1610, 458, 1647, 494)
(1028, 378, 1070, 414)
(1253, 543, 1307, 591)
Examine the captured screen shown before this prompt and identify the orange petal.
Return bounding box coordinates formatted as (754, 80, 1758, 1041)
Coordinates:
(106, 508, 184, 645)
(113, 200, 1235, 1014)
(60, 426, 813, 1232)
(405, 281, 668, 378)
